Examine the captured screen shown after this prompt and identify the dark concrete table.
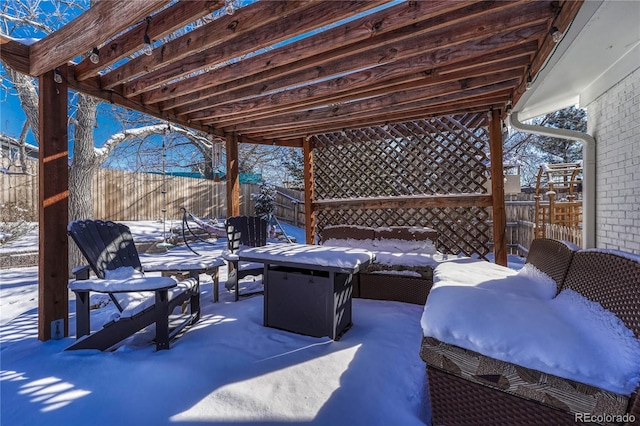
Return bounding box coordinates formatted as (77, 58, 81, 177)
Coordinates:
(238, 243, 375, 340)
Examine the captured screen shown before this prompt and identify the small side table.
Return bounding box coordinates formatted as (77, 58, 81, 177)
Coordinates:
(140, 252, 225, 302)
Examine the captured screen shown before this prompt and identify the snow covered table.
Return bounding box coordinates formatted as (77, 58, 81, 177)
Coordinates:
(238, 243, 375, 340)
(139, 246, 225, 302)
(420, 239, 640, 425)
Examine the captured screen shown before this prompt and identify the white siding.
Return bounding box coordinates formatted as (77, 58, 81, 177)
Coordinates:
(587, 67, 640, 254)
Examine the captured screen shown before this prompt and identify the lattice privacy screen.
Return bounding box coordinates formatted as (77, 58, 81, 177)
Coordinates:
(312, 114, 494, 257)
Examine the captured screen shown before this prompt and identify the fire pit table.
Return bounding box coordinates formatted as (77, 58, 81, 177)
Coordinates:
(238, 243, 375, 340)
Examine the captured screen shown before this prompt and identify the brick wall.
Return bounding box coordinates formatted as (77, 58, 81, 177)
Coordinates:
(587, 67, 640, 254)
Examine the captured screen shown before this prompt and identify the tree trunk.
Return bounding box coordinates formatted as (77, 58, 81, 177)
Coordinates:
(68, 94, 99, 270)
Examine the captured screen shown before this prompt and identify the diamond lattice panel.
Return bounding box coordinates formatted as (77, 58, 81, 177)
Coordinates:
(312, 114, 493, 257)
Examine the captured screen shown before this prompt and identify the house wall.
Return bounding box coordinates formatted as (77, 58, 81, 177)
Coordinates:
(587, 66, 640, 254)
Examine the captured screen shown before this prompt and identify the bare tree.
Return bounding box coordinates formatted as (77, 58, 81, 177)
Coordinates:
(0, 0, 224, 268)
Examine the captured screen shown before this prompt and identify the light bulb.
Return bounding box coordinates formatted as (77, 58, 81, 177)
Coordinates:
(550, 27, 562, 43)
(225, 0, 235, 15)
(525, 76, 532, 90)
(53, 68, 63, 84)
(89, 47, 99, 64)
(143, 34, 153, 56)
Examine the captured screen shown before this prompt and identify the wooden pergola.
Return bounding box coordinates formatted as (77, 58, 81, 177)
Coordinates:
(0, 0, 584, 341)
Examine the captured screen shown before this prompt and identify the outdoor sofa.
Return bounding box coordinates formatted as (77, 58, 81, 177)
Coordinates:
(321, 224, 439, 305)
(420, 238, 640, 425)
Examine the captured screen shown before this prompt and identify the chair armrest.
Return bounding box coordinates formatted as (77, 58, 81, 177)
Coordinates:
(72, 265, 91, 280)
(222, 250, 239, 261)
(68, 276, 177, 292)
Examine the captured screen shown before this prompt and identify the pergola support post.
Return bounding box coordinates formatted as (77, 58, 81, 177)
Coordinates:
(489, 108, 507, 266)
(225, 133, 240, 217)
(303, 137, 315, 244)
(38, 66, 69, 341)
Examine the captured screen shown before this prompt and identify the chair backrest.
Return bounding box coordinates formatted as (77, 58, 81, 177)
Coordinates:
(525, 238, 578, 294)
(562, 249, 640, 339)
(68, 220, 142, 279)
(226, 216, 267, 253)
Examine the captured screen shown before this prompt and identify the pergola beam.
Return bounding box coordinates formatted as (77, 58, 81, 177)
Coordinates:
(225, 133, 240, 218)
(172, 1, 546, 119)
(37, 66, 69, 341)
(489, 108, 507, 266)
(222, 76, 520, 134)
(29, 0, 171, 76)
(74, 0, 226, 81)
(0, 35, 30, 74)
(115, 0, 381, 95)
(145, 0, 478, 106)
(303, 138, 315, 245)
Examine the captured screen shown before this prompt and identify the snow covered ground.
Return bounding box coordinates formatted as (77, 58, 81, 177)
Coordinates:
(0, 220, 539, 425)
(0, 221, 437, 426)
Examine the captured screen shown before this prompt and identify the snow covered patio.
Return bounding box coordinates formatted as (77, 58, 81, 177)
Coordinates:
(0, 263, 428, 426)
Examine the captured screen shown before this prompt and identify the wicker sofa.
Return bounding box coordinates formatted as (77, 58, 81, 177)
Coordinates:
(420, 238, 640, 426)
(321, 225, 439, 305)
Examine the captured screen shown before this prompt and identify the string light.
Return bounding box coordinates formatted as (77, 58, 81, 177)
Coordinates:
(89, 47, 99, 64)
(53, 68, 63, 84)
(225, 0, 235, 15)
(550, 26, 562, 43)
(525, 75, 533, 90)
(143, 17, 153, 56)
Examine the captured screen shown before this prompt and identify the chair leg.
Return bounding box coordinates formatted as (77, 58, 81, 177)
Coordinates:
(74, 290, 91, 338)
(211, 267, 220, 303)
(188, 271, 201, 323)
(155, 289, 170, 351)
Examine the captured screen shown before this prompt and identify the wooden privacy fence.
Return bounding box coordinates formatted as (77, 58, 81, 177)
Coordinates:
(501, 194, 582, 254)
(1, 165, 304, 225)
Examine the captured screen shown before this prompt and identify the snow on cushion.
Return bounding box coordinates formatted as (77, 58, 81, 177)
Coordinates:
(421, 259, 640, 395)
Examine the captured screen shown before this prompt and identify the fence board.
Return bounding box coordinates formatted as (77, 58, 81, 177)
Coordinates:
(2, 165, 303, 225)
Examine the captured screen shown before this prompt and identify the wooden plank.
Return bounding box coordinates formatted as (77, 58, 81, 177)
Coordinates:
(222, 73, 521, 133)
(312, 194, 493, 211)
(176, 1, 547, 118)
(226, 134, 239, 217)
(30, 0, 171, 76)
(148, 0, 478, 106)
(489, 108, 507, 266)
(119, 0, 383, 96)
(303, 138, 315, 244)
(108, 0, 323, 92)
(513, 0, 585, 106)
(64, 72, 219, 137)
(202, 53, 530, 126)
(74, 0, 225, 81)
(250, 97, 506, 141)
(0, 35, 30, 74)
(38, 65, 69, 341)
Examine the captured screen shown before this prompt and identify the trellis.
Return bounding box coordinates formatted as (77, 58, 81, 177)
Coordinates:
(311, 114, 495, 258)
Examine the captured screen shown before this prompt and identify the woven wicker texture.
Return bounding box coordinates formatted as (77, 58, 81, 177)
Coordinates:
(525, 238, 578, 292)
(358, 273, 431, 305)
(427, 366, 580, 426)
(421, 337, 629, 417)
(562, 250, 640, 340)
